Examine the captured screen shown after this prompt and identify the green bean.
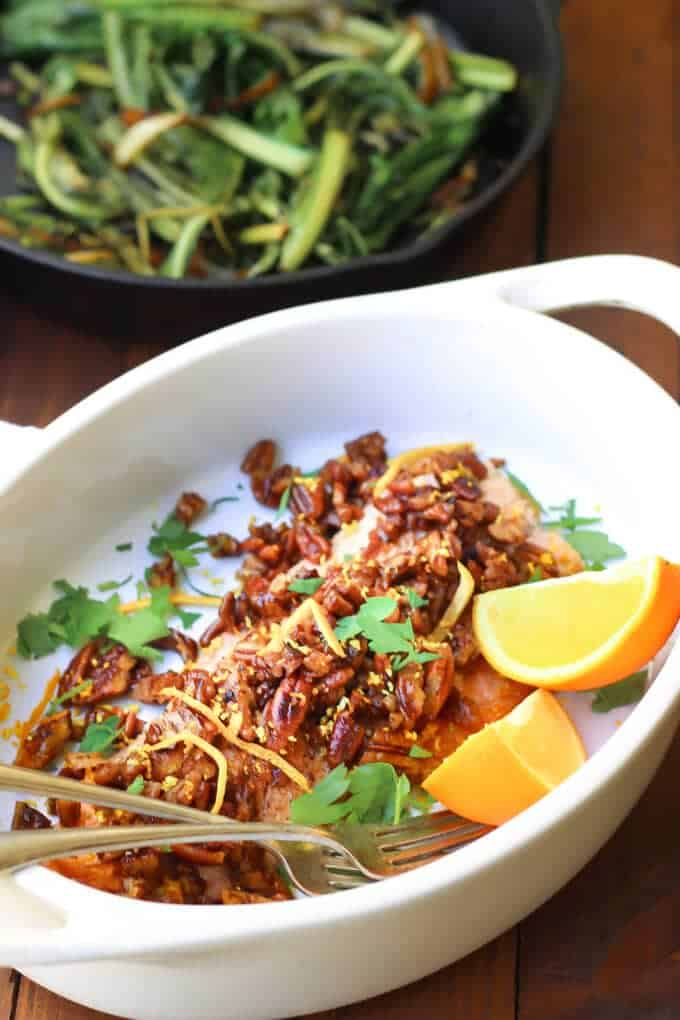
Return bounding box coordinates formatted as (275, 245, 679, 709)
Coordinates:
(0, 115, 25, 145)
(160, 208, 214, 277)
(384, 30, 424, 76)
(280, 127, 350, 271)
(342, 16, 402, 52)
(103, 11, 137, 108)
(239, 222, 287, 244)
(131, 24, 153, 109)
(450, 51, 517, 92)
(34, 140, 114, 221)
(200, 114, 314, 177)
(246, 241, 280, 278)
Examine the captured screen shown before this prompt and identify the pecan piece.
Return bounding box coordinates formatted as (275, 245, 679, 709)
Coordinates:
(328, 712, 365, 767)
(16, 709, 73, 770)
(264, 675, 312, 750)
(174, 491, 207, 526)
(59, 640, 137, 705)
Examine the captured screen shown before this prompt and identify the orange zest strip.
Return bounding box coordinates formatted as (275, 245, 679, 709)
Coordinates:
(142, 729, 227, 814)
(118, 592, 222, 615)
(162, 687, 309, 792)
(14, 670, 61, 757)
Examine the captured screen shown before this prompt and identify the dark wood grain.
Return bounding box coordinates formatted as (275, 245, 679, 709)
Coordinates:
(544, 0, 680, 398)
(0, 969, 19, 1019)
(312, 931, 517, 1020)
(517, 2, 680, 1018)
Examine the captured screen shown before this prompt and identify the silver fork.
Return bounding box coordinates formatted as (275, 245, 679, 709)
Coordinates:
(0, 763, 491, 895)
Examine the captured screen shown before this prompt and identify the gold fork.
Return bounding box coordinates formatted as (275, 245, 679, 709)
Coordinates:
(0, 764, 491, 895)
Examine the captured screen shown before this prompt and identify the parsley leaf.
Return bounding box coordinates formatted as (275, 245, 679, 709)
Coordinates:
(406, 588, 428, 610)
(393, 649, 440, 672)
(46, 678, 92, 715)
(408, 744, 433, 759)
(97, 575, 132, 593)
(148, 514, 206, 568)
(16, 614, 62, 659)
(115, 542, 133, 552)
(79, 715, 121, 754)
(388, 773, 411, 824)
(289, 577, 324, 596)
(408, 787, 436, 814)
(210, 496, 239, 510)
(290, 762, 412, 826)
(544, 499, 601, 532)
(505, 469, 544, 512)
(126, 775, 145, 795)
(175, 608, 201, 629)
(335, 596, 440, 670)
(525, 567, 544, 584)
(17, 581, 121, 659)
(563, 530, 625, 567)
(591, 671, 647, 713)
(50, 581, 120, 649)
(289, 764, 352, 824)
(107, 585, 172, 660)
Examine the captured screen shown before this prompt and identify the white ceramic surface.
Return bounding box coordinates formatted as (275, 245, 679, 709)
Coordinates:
(0, 255, 679, 1020)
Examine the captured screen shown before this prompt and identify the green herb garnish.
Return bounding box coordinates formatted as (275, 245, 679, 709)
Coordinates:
(115, 542, 133, 552)
(591, 672, 647, 713)
(542, 498, 624, 569)
(97, 574, 133, 592)
(544, 499, 601, 532)
(563, 530, 625, 568)
(275, 483, 292, 520)
(126, 775, 145, 796)
(46, 678, 93, 716)
(288, 577, 323, 596)
(107, 586, 172, 660)
(16, 579, 179, 663)
(175, 607, 201, 629)
(148, 513, 207, 568)
(79, 715, 122, 754)
(16, 580, 120, 660)
(406, 588, 428, 609)
(505, 469, 544, 512)
(290, 762, 413, 826)
(525, 567, 544, 584)
(210, 496, 239, 510)
(335, 595, 439, 672)
(408, 744, 433, 759)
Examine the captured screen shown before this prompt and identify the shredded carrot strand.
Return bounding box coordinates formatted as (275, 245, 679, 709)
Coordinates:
(142, 728, 227, 814)
(18, 669, 60, 744)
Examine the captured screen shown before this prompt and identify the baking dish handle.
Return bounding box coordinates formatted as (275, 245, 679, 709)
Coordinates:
(483, 254, 680, 338)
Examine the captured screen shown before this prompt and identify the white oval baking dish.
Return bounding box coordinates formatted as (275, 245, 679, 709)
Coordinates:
(0, 255, 679, 1020)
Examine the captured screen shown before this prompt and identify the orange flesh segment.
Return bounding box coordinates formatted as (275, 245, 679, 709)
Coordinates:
(423, 689, 586, 826)
(472, 556, 680, 690)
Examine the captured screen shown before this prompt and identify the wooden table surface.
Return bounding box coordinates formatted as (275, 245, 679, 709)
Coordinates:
(1, 3, 679, 1018)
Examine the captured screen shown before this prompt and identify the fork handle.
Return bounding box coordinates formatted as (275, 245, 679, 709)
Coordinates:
(0, 764, 351, 893)
(0, 763, 223, 825)
(0, 820, 341, 874)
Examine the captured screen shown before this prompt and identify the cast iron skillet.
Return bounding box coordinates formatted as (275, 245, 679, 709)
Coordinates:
(0, 0, 562, 334)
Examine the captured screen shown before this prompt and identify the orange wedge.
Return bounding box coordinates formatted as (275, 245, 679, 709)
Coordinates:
(472, 556, 680, 691)
(423, 689, 586, 825)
